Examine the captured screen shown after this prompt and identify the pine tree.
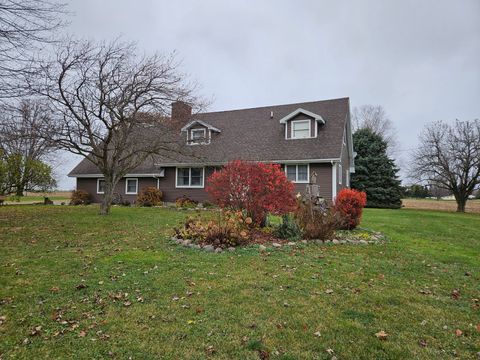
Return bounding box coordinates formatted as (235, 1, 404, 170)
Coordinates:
(351, 128, 402, 208)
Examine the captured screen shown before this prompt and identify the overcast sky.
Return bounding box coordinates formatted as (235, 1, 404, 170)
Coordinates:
(56, 0, 480, 189)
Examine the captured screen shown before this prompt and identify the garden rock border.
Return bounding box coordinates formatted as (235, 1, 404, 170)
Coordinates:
(170, 232, 385, 253)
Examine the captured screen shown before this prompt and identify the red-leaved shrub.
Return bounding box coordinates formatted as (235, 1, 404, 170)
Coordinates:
(206, 160, 297, 225)
(334, 189, 367, 230)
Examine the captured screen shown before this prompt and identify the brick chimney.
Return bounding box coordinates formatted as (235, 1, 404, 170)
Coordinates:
(171, 101, 192, 126)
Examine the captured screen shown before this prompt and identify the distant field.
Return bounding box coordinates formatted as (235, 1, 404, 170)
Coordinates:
(402, 198, 480, 213)
(5, 191, 72, 204)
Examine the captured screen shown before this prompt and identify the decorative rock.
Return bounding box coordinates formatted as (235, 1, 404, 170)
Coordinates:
(182, 240, 191, 246)
(259, 245, 267, 251)
(287, 242, 296, 246)
(317, 240, 325, 244)
(332, 239, 340, 244)
(339, 240, 347, 244)
(193, 244, 201, 249)
(214, 247, 223, 253)
(175, 239, 183, 245)
(227, 247, 236, 252)
(359, 240, 368, 245)
(301, 240, 308, 244)
(203, 245, 214, 252)
(170, 236, 178, 241)
(272, 243, 282, 248)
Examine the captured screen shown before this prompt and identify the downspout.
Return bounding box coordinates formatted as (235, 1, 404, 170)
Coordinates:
(331, 160, 337, 200)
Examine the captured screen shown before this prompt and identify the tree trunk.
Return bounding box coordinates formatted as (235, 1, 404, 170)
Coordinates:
(456, 199, 466, 213)
(454, 192, 467, 213)
(15, 185, 24, 197)
(99, 177, 115, 215)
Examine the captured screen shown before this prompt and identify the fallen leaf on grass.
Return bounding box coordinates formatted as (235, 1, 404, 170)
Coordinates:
(326, 348, 335, 355)
(0, 315, 6, 325)
(49, 287, 60, 292)
(314, 331, 321, 337)
(419, 339, 427, 347)
(123, 301, 132, 307)
(375, 331, 388, 340)
(451, 289, 460, 300)
(75, 283, 88, 290)
(79, 330, 87, 337)
(205, 345, 215, 355)
(325, 289, 334, 294)
(30, 326, 42, 336)
(258, 349, 270, 359)
(455, 329, 463, 337)
(476, 324, 480, 332)
(187, 320, 196, 325)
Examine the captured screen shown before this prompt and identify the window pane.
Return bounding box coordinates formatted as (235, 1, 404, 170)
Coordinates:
(190, 168, 203, 186)
(286, 165, 296, 181)
(293, 121, 309, 130)
(98, 179, 105, 193)
(177, 168, 190, 186)
(293, 129, 309, 138)
(297, 165, 308, 182)
(191, 129, 203, 140)
(127, 179, 137, 193)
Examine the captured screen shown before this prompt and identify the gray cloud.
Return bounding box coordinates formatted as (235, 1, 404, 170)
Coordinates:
(56, 0, 480, 188)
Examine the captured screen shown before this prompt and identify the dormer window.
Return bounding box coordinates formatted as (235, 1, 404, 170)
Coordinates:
(181, 120, 221, 146)
(191, 128, 206, 144)
(292, 120, 311, 139)
(279, 108, 325, 140)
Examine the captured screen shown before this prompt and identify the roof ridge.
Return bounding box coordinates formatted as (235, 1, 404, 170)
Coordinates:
(197, 97, 349, 116)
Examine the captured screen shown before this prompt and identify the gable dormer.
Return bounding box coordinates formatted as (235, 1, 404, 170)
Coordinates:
(279, 108, 325, 140)
(181, 120, 221, 145)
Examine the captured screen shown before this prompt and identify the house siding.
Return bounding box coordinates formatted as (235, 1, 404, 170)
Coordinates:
(76, 163, 334, 204)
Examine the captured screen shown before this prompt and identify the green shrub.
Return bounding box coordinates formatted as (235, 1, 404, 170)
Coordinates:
(136, 187, 163, 207)
(274, 214, 302, 241)
(70, 190, 91, 205)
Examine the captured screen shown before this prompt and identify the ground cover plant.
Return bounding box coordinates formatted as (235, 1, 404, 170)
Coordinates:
(0, 205, 479, 359)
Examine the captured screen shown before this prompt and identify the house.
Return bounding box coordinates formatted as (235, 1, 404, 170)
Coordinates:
(68, 97, 355, 203)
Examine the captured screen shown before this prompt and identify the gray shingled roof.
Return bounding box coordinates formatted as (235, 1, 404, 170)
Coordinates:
(69, 97, 350, 176)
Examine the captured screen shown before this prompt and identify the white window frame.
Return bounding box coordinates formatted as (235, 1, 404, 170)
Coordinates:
(285, 164, 310, 184)
(338, 164, 342, 185)
(175, 167, 205, 188)
(291, 120, 311, 139)
(189, 128, 209, 145)
(97, 178, 105, 194)
(125, 178, 138, 195)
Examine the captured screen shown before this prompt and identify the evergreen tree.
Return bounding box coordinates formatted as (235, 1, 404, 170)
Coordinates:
(351, 128, 402, 208)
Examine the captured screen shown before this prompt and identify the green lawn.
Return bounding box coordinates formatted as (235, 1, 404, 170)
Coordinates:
(0, 206, 478, 359)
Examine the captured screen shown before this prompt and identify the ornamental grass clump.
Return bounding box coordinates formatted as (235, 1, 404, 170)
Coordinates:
(136, 187, 163, 207)
(70, 190, 91, 205)
(173, 210, 252, 248)
(294, 198, 340, 241)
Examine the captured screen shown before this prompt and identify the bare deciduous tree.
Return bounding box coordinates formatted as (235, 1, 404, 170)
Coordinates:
(0, 99, 58, 195)
(0, 0, 67, 99)
(352, 105, 397, 151)
(30, 38, 204, 215)
(411, 119, 480, 212)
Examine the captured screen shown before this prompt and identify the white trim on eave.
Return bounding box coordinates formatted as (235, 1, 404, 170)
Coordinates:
(153, 158, 341, 167)
(68, 172, 165, 178)
(181, 120, 221, 133)
(278, 108, 325, 124)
